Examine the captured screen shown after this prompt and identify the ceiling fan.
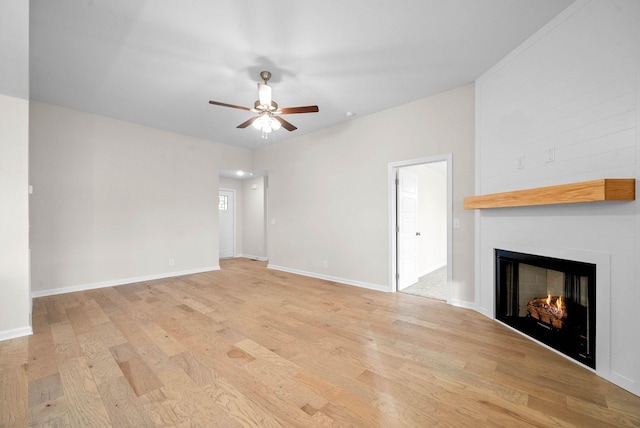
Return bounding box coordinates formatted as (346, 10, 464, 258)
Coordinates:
(209, 71, 319, 138)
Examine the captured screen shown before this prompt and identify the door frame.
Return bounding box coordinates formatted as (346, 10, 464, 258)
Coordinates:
(388, 154, 453, 300)
(219, 188, 236, 259)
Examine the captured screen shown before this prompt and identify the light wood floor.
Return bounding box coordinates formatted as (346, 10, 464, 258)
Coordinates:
(2, 258, 640, 427)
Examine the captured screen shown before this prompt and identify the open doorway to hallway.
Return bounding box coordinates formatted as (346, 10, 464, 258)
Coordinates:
(389, 156, 451, 301)
(218, 171, 269, 263)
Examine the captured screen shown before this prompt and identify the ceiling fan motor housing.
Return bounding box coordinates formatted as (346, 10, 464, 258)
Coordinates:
(260, 70, 272, 83)
(254, 100, 278, 112)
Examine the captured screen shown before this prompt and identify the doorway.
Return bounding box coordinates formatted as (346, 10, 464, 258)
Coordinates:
(219, 188, 235, 259)
(218, 171, 269, 262)
(389, 155, 452, 301)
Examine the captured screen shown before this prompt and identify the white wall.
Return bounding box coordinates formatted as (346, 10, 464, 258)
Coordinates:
(0, 94, 31, 339)
(254, 85, 475, 302)
(242, 176, 267, 260)
(30, 102, 252, 295)
(475, 0, 640, 395)
(0, 1, 31, 340)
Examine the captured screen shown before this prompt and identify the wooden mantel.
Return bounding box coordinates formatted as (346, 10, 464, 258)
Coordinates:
(464, 178, 636, 210)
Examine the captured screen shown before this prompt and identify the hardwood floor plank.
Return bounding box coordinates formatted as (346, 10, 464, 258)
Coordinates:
(81, 298, 111, 326)
(58, 356, 111, 427)
(0, 364, 28, 427)
(50, 320, 81, 362)
(154, 366, 240, 427)
(44, 297, 68, 324)
(0, 336, 28, 367)
(97, 375, 157, 427)
(28, 372, 63, 407)
(65, 305, 95, 337)
(235, 338, 300, 372)
(109, 312, 176, 374)
(13, 257, 640, 427)
(28, 395, 70, 427)
(317, 395, 391, 428)
(186, 338, 325, 427)
(82, 288, 123, 318)
(290, 351, 379, 404)
(566, 395, 640, 427)
(527, 394, 622, 428)
(109, 343, 163, 397)
(76, 331, 124, 386)
(171, 351, 218, 387)
(201, 365, 286, 428)
(26, 330, 58, 381)
(136, 316, 188, 357)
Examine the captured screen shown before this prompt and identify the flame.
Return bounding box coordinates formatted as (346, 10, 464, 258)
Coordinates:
(546, 294, 551, 306)
(556, 295, 564, 310)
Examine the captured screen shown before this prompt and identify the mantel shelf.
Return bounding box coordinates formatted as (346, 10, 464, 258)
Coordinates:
(464, 179, 636, 210)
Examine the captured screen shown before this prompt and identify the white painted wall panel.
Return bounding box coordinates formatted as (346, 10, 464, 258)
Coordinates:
(475, 0, 640, 395)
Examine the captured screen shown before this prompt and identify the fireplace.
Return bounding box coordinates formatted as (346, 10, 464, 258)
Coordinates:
(495, 249, 596, 368)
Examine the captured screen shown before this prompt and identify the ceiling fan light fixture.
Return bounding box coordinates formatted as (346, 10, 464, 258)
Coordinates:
(258, 83, 272, 108)
(252, 113, 281, 138)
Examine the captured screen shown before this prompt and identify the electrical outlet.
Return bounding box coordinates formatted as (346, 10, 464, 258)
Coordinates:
(546, 147, 555, 163)
(517, 156, 525, 169)
(323, 260, 328, 268)
(169, 259, 174, 266)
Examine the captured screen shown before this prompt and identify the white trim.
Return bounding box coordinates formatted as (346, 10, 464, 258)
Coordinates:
(31, 266, 221, 298)
(448, 299, 477, 311)
(0, 326, 33, 341)
(268, 264, 388, 293)
(240, 254, 268, 262)
(224, 254, 268, 262)
(388, 154, 453, 302)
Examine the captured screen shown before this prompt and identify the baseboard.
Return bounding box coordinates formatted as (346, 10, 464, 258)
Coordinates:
(449, 299, 478, 311)
(31, 266, 221, 298)
(267, 264, 388, 292)
(237, 254, 268, 261)
(473, 304, 493, 319)
(0, 326, 33, 341)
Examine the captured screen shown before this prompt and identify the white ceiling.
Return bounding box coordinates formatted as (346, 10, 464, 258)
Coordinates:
(29, 0, 574, 150)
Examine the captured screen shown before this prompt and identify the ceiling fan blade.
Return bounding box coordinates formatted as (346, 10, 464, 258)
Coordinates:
(237, 116, 259, 129)
(273, 116, 297, 131)
(279, 105, 319, 115)
(209, 100, 252, 111)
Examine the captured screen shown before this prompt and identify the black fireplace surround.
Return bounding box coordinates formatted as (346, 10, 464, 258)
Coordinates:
(495, 249, 596, 368)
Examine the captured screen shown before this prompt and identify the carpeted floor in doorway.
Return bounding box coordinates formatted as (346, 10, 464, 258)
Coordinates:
(402, 266, 447, 301)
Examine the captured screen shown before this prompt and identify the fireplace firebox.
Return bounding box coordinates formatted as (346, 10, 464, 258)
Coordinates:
(495, 249, 596, 368)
